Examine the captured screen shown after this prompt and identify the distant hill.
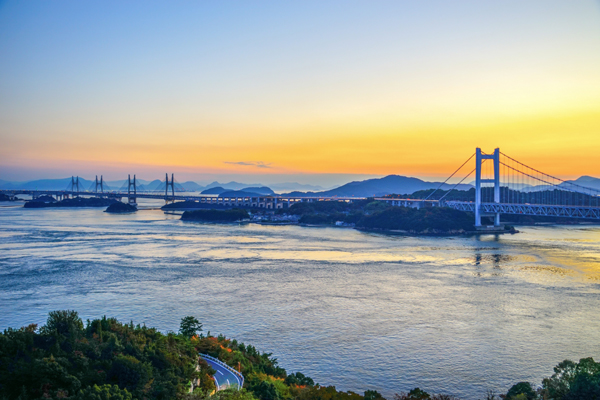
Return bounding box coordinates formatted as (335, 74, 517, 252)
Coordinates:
(218, 190, 267, 198)
(203, 186, 273, 195)
(202, 186, 226, 194)
(283, 175, 473, 197)
(269, 182, 324, 192)
(143, 179, 164, 191)
(204, 181, 263, 190)
(240, 186, 274, 195)
(0, 177, 94, 191)
(561, 176, 600, 191)
(179, 181, 204, 192)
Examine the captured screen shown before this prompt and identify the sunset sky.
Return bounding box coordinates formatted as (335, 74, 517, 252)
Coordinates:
(1, 1, 599, 185)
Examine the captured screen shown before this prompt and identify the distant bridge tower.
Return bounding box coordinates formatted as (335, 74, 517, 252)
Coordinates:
(127, 174, 137, 205)
(95, 175, 104, 195)
(71, 176, 81, 193)
(475, 148, 500, 227)
(165, 173, 175, 201)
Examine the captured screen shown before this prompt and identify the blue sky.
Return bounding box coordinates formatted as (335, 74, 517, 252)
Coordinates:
(1, 1, 599, 185)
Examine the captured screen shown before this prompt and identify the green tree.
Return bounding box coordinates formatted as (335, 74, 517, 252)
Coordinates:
(40, 310, 83, 337)
(542, 358, 600, 400)
(253, 381, 281, 400)
(180, 316, 203, 338)
(506, 382, 537, 400)
(394, 388, 430, 400)
(108, 354, 153, 396)
(73, 384, 133, 400)
(364, 390, 385, 400)
(284, 372, 314, 387)
(211, 388, 259, 400)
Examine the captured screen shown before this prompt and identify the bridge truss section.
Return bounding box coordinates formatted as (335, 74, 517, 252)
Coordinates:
(446, 201, 600, 220)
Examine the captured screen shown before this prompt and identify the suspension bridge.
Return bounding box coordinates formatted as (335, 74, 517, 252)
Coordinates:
(2, 148, 599, 227)
(379, 148, 600, 227)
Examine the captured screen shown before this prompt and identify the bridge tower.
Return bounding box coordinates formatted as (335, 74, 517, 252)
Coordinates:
(70, 176, 81, 195)
(165, 173, 176, 202)
(475, 148, 501, 227)
(95, 175, 104, 195)
(127, 174, 137, 206)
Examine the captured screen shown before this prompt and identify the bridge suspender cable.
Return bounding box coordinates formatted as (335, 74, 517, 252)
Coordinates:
(501, 162, 599, 198)
(438, 168, 476, 202)
(424, 153, 475, 201)
(501, 152, 600, 196)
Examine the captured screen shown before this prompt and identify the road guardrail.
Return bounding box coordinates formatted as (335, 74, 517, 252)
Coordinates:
(200, 353, 245, 390)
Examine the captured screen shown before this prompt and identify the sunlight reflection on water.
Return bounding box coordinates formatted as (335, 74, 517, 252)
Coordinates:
(0, 204, 599, 399)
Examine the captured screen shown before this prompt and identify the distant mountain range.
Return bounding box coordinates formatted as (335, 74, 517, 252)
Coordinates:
(217, 189, 275, 198)
(268, 182, 325, 192)
(0, 178, 316, 193)
(2, 174, 599, 198)
(562, 176, 600, 191)
(283, 175, 473, 197)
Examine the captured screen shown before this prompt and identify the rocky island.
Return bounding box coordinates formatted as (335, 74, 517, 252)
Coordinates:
(105, 202, 137, 213)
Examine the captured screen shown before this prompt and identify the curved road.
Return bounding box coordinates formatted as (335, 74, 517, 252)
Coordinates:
(202, 357, 243, 391)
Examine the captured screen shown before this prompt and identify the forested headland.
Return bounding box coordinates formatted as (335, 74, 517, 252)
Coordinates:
(1, 311, 598, 400)
(282, 200, 494, 234)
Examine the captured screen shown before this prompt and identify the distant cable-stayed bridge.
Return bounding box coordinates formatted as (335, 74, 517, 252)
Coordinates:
(2, 148, 600, 226)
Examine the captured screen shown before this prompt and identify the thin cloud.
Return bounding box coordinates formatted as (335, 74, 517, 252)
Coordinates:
(224, 161, 272, 169)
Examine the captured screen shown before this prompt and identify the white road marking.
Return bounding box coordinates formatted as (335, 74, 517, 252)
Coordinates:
(201, 355, 244, 391)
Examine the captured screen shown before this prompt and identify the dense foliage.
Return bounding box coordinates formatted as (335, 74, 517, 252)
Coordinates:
(284, 201, 369, 216)
(3, 312, 599, 400)
(0, 311, 203, 400)
(181, 209, 249, 222)
(387, 189, 476, 202)
(285, 200, 476, 233)
(356, 207, 474, 233)
(0, 312, 381, 400)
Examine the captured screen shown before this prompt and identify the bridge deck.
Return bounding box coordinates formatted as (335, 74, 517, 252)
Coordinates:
(4, 189, 600, 220)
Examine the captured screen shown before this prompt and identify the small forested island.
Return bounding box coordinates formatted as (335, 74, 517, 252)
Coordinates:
(163, 201, 230, 211)
(0, 310, 597, 400)
(0, 193, 19, 201)
(105, 202, 137, 213)
(181, 209, 249, 222)
(280, 200, 513, 235)
(24, 197, 117, 208)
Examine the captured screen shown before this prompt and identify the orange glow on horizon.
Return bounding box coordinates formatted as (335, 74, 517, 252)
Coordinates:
(5, 106, 599, 181)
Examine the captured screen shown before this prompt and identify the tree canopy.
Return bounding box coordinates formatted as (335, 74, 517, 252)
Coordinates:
(2, 311, 599, 400)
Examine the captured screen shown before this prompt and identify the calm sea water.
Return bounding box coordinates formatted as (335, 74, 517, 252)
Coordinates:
(1, 200, 600, 399)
